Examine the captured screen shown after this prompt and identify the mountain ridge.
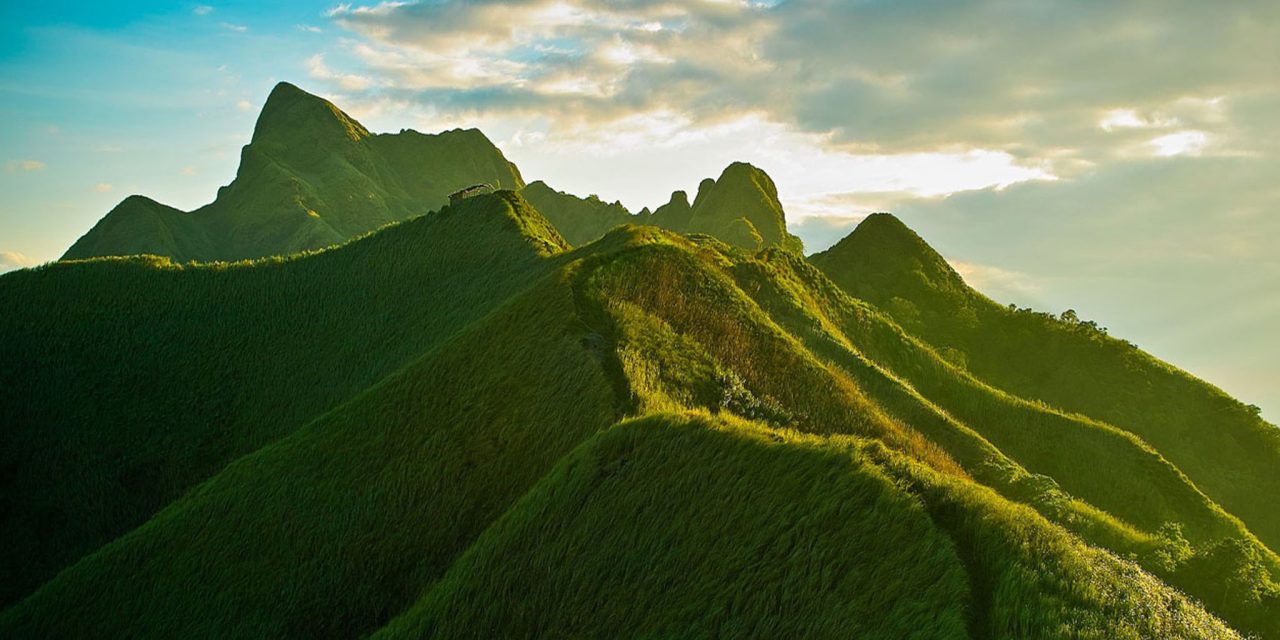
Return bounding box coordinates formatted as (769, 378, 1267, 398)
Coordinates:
(63, 82, 525, 263)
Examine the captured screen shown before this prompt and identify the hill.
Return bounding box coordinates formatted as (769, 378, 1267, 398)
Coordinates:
(0, 192, 564, 608)
(62, 82, 524, 262)
(2, 206, 1276, 637)
(521, 162, 803, 253)
(811, 213, 1280, 555)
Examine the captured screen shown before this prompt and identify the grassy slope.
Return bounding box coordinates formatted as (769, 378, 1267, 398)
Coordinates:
(0, 269, 619, 639)
(376, 413, 1238, 639)
(520, 163, 803, 253)
(809, 214, 1280, 555)
(579, 229, 1277, 637)
(0, 192, 561, 607)
(520, 180, 634, 246)
(62, 82, 524, 262)
(375, 413, 972, 640)
(2, 206, 1268, 637)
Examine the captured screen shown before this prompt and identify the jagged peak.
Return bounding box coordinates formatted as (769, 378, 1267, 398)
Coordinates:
(252, 81, 370, 144)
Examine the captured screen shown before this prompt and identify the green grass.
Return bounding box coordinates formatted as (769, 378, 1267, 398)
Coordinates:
(3, 186, 1274, 637)
(810, 213, 1280, 554)
(0, 191, 563, 608)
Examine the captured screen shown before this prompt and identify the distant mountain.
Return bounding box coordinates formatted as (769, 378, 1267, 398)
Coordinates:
(4, 83, 1277, 638)
(522, 161, 804, 253)
(63, 82, 524, 262)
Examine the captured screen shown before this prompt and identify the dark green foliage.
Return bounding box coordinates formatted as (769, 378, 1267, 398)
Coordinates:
(63, 82, 525, 262)
(519, 180, 633, 245)
(0, 192, 562, 607)
(521, 162, 803, 253)
(811, 213, 1280, 555)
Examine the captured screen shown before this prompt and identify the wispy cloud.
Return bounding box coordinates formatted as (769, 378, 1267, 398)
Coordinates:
(6, 160, 46, 172)
(219, 22, 247, 33)
(322, 0, 1278, 177)
(0, 250, 37, 272)
(192, 5, 214, 17)
(94, 183, 113, 192)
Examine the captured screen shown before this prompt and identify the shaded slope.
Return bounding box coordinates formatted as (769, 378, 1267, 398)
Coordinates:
(810, 213, 1280, 553)
(0, 269, 618, 639)
(520, 162, 802, 253)
(0, 192, 562, 607)
(520, 180, 632, 245)
(63, 82, 524, 262)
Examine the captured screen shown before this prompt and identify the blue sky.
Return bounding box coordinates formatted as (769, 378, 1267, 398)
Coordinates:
(1, 0, 1277, 420)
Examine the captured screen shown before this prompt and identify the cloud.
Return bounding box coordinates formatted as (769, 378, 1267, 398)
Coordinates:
(94, 183, 113, 192)
(219, 22, 247, 33)
(307, 54, 374, 91)
(236, 99, 253, 111)
(193, 5, 214, 16)
(297, 25, 324, 33)
(6, 159, 46, 172)
(321, 0, 1279, 176)
(949, 260, 1042, 303)
(0, 250, 37, 272)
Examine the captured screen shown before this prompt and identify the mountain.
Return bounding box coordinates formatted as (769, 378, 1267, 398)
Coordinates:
(62, 82, 524, 262)
(521, 162, 803, 253)
(811, 213, 1280, 554)
(4, 83, 1278, 637)
(2, 211, 1268, 638)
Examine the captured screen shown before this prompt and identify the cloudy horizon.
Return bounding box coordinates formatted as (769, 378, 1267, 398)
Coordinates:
(1, 0, 1276, 418)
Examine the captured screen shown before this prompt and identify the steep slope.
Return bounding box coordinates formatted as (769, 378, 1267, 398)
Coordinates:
(4, 221, 1257, 638)
(0, 269, 618, 639)
(62, 82, 524, 262)
(811, 213, 1280, 553)
(0, 192, 563, 607)
(519, 180, 632, 245)
(684, 161, 804, 253)
(376, 414, 1239, 640)
(520, 162, 802, 253)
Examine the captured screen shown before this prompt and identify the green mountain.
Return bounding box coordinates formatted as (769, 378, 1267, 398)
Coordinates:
(522, 161, 804, 253)
(811, 213, 1280, 554)
(62, 82, 524, 262)
(3, 85, 1277, 638)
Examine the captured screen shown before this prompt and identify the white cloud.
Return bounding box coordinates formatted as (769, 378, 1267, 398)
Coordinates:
(94, 183, 113, 192)
(950, 260, 1042, 302)
(297, 24, 324, 33)
(0, 250, 38, 272)
(6, 159, 46, 172)
(236, 99, 253, 111)
(193, 5, 214, 16)
(220, 22, 247, 33)
(1149, 130, 1210, 157)
(307, 54, 374, 91)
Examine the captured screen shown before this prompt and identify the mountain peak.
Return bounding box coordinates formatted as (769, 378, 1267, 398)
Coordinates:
(686, 162, 802, 253)
(252, 81, 369, 145)
(810, 212, 965, 310)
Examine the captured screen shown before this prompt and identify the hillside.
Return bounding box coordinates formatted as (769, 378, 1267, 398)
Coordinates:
(3, 199, 1276, 637)
(521, 162, 803, 253)
(0, 192, 564, 608)
(811, 213, 1280, 554)
(62, 82, 524, 262)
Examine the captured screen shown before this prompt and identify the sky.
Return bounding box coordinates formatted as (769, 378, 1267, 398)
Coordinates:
(0, 0, 1276, 420)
